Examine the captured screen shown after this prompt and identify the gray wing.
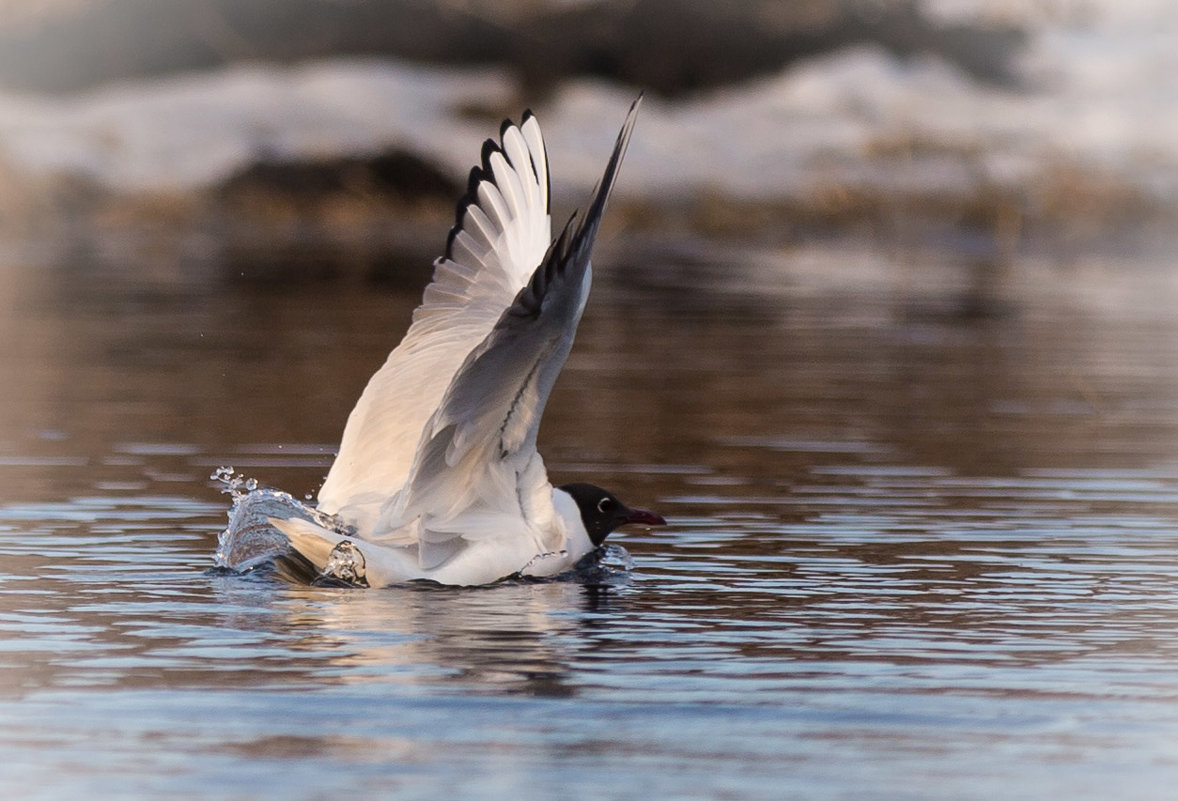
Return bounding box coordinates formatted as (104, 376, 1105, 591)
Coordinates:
(376, 97, 641, 566)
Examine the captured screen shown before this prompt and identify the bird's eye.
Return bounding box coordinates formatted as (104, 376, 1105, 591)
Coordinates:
(597, 497, 614, 513)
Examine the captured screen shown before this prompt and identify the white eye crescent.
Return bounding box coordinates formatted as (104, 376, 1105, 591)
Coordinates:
(597, 497, 614, 513)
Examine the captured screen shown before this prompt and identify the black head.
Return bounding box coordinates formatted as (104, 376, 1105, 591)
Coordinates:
(559, 482, 666, 547)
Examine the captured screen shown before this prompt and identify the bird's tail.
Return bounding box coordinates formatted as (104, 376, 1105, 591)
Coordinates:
(269, 517, 359, 581)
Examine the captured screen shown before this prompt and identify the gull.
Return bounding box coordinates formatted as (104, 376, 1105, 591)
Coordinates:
(268, 97, 664, 586)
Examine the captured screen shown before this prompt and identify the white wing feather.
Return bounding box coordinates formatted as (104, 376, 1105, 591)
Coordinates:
(316, 115, 552, 521)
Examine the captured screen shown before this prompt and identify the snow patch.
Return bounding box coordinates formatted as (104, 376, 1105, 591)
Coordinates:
(0, 3, 1174, 211)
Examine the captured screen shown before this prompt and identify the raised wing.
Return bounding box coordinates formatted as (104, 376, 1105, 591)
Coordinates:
(317, 113, 552, 520)
(380, 97, 641, 568)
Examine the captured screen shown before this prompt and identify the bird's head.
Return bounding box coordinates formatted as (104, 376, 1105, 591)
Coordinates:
(559, 482, 666, 546)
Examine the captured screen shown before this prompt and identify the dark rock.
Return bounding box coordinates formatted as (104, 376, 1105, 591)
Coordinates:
(0, 0, 1025, 96)
(217, 148, 459, 204)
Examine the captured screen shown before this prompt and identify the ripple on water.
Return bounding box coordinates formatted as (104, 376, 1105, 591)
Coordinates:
(6, 259, 1178, 798)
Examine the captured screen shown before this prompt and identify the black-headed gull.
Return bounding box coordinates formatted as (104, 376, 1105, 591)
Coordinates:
(269, 97, 664, 586)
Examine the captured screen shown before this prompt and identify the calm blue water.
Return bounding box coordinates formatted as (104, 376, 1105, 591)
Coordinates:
(4, 248, 1178, 799)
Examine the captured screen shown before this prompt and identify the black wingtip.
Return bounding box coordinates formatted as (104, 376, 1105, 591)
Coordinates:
(443, 164, 485, 256)
(440, 98, 638, 287)
(440, 110, 556, 265)
(568, 93, 642, 259)
(441, 124, 514, 264)
(480, 136, 501, 169)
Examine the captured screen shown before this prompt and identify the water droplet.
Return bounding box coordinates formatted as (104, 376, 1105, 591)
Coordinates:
(210, 466, 263, 500)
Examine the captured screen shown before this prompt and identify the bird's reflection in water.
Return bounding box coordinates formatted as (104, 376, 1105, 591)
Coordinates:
(213, 572, 633, 698)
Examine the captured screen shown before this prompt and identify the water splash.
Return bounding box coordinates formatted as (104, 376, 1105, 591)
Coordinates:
(210, 466, 258, 498)
(567, 543, 633, 586)
(212, 466, 348, 572)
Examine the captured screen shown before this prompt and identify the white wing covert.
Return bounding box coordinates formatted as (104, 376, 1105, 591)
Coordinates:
(316, 114, 552, 519)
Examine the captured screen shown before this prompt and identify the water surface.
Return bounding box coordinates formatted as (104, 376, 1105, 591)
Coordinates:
(4, 245, 1178, 799)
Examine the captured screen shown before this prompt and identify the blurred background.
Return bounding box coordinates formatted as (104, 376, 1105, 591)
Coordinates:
(0, 0, 1172, 282)
(5, 0, 1177, 497)
(9, 7, 1178, 799)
